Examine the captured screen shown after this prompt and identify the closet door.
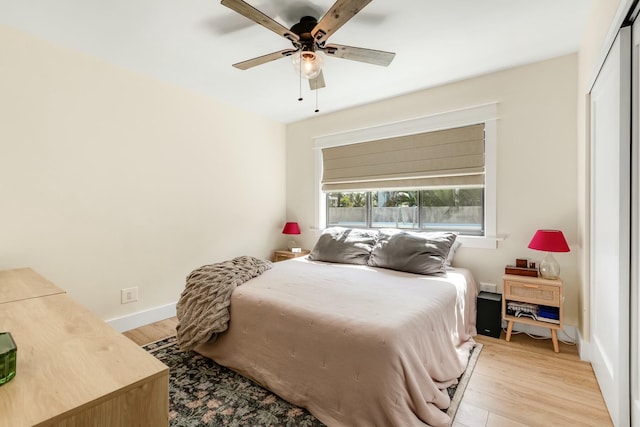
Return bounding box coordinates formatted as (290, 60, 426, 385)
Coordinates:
(632, 19, 640, 427)
(590, 26, 631, 427)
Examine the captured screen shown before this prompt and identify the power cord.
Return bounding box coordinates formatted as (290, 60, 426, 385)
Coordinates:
(502, 328, 576, 345)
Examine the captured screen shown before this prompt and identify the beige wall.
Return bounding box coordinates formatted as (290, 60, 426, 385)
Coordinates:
(287, 55, 580, 327)
(0, 25, 287, 321)
(576, 0, 623, 340)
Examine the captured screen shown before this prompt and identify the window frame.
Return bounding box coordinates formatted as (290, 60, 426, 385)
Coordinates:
(313, 103, 498, 249)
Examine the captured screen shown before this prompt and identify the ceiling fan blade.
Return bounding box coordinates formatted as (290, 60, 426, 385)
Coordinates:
(322, 43, 395, 66)
(312, 0, 372, 45)
(233, 49, 298, 70)
(221, 0, 300, 44)
(309, 70, 326, 90)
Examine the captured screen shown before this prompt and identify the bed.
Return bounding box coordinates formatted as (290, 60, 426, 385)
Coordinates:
(190, 228, 478, 427)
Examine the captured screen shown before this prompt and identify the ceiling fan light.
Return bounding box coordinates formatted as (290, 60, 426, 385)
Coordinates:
(292, 51, 323, 80)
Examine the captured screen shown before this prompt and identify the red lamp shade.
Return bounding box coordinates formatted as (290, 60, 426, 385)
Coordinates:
(527, 230, 570, 253)
(281, 222, 301, 235)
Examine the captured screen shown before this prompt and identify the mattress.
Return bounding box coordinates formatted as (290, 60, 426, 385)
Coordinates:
(195, 256, 477, 427)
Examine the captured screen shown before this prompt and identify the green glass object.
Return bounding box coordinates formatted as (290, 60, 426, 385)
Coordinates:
(0, 332, 17, 385)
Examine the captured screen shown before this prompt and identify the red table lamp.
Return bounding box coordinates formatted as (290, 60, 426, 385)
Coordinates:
(282, 222, 301, 251)
(527, 229, 570, 279)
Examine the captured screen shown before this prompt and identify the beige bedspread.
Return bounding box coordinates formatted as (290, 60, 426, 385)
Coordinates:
(195, 257, 477, 427)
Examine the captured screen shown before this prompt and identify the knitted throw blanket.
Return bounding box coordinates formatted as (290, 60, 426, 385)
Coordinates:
(176, 255, 272, 351)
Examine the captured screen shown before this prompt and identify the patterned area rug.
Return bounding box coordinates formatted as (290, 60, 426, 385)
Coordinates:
(144, 337, 482, 426)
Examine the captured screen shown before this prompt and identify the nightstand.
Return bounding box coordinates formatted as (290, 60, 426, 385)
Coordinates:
(273, 249, 310, 262)
(502, 274, 563, 352)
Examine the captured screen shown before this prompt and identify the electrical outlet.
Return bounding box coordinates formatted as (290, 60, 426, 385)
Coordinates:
(121, 287, 138, 304)
(479, 282, 498, 293)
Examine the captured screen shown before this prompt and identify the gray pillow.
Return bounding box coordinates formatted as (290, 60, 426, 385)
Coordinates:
(369, 230, 457, 275)
(309, 227, 377, 265)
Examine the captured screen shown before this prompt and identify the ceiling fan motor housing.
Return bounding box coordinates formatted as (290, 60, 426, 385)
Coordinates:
(290, 16, 319, 50)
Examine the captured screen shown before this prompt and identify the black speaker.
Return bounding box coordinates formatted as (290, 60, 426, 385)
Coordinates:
(477, 291, 502, 338)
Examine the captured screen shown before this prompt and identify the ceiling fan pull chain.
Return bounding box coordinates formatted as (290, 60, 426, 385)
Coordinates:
(298, 58, 303, 101)
(315, 88, 319, 113)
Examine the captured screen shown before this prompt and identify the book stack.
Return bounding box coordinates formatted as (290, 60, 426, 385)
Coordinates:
(504, 265, 538, 277)
(538, 306, 560, 324)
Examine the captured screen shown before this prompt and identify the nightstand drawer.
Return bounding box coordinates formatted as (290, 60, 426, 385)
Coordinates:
(504, 280, 560, 306)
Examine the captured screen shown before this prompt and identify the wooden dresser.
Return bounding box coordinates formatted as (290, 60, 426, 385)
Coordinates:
(0, 268, 169, 426)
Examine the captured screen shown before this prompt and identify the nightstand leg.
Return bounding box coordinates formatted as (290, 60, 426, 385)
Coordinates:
(551, 329, 560, 353)
(506, 320, 514, 341)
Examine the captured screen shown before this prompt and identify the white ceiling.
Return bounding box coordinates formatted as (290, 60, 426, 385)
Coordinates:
(0, 0, 594, 123)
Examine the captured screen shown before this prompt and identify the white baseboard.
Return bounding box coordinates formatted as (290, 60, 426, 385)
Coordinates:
(107, 302, 177, 333)
(577, 329, 591, 361)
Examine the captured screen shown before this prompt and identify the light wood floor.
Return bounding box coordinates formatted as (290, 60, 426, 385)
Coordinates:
(124, 318, 612, 427)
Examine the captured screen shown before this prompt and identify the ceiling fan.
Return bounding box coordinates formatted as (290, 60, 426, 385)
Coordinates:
(220, 0, 396, 91)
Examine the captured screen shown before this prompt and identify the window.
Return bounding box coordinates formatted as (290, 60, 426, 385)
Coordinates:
(326, 191, 368, 228)
(314, 103, 498, 248)
(327, 188, 484, 235)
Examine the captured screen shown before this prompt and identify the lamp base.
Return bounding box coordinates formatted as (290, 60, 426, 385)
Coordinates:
(539, 252, 560, 279)
(287, 239, 299, 252)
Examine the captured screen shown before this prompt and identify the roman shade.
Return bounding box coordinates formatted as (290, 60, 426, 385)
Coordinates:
(321, 123, 485, 192)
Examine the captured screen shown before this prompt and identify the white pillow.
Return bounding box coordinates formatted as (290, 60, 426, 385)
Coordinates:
(446, 238, 462, 267)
